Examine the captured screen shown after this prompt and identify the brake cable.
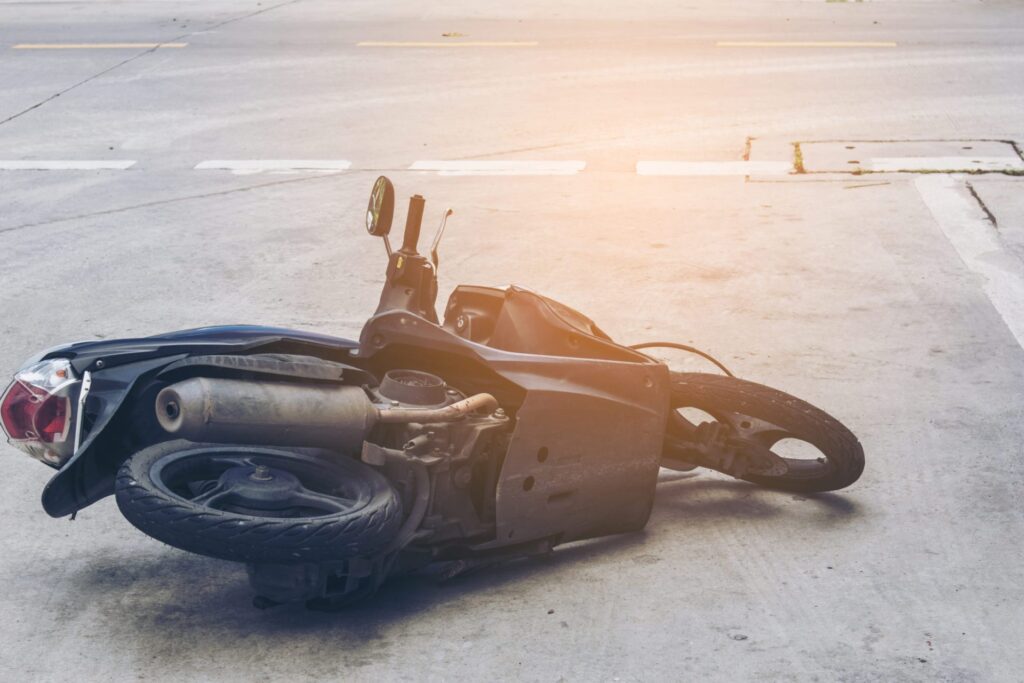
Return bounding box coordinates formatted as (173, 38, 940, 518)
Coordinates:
(628, 341, 735, 378)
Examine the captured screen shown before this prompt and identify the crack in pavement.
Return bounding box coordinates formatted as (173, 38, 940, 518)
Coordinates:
(0, 0, 304, 129)
(965, 181, 999, 228)
(0, 48, 161, 127)
(0, 170, 344, 236)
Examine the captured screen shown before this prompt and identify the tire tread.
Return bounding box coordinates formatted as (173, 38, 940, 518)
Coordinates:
(669, 372, 864, 493)
(115, 440, 403, 563)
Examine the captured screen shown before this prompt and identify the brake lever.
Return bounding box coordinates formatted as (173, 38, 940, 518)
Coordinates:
(430, 208, 454, 270)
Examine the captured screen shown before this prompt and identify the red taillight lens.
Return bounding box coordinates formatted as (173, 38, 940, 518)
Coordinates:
(1, 380, 71, 443)
(1, 381, 41, 440)
(35, 393, 70, 441)
(1, 359, 78, 465)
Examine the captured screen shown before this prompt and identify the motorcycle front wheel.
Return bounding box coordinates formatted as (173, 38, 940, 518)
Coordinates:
(665, 372, 865, 493)
(115, 440, 403, 563)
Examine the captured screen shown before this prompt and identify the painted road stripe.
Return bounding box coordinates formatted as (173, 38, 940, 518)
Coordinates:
(409, 160, 585, 176)
(637, 161, 792, 176)
(916, 175, 1024, 350)
(867, 156, 1024, 172)
(716, 41, 896, 48)
(13, 43, 187, 49)
(195, 160, 352, 174)
(0, 160, 136, 170)
(358, 41, 537, 48)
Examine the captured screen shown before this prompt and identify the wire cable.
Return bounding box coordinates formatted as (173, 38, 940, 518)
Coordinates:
(629, 341, 735, 377)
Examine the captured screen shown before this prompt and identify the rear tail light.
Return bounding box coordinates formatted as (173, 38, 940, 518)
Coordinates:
(0, 359, 79, 466)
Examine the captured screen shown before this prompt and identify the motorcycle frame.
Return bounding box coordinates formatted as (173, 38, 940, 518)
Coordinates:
(39, 292, 669, 552)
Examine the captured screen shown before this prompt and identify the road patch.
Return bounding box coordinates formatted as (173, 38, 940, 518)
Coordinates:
(800, 140, 1023, 174)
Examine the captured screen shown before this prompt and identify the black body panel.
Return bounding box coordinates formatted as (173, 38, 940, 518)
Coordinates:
(358, 286, 670, 547)
(45, 325, 360, 375)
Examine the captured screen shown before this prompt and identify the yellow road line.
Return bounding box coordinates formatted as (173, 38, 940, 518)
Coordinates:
(13, 43, 188, 49)
(716, 41, 897, 48)
(357, 41, 538, 48)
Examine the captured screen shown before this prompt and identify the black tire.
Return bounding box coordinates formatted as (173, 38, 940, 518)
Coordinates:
(115, 440, 403, 563)
(668, 372, 864, 493)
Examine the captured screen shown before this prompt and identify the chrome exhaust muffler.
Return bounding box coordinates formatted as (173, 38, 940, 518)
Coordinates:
(155, 376, 501, 450)
(155, 377, 378, 450)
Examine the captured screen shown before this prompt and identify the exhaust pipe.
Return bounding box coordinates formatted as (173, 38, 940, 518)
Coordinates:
(155, 377, 502, 450)
(155, 377, 378, 450)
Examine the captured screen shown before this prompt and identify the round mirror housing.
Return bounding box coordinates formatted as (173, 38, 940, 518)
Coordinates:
(366, 176, 395, 237)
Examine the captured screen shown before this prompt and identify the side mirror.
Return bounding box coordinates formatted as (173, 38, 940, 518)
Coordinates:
(366, 176, 395, 237)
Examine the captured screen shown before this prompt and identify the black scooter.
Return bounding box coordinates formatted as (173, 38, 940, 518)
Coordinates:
(1, 177, 863, 607)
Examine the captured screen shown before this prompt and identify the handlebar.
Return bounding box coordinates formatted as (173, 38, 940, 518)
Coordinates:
(401, 195, 426, 254)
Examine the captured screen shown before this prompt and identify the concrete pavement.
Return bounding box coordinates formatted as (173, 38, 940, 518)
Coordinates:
(1, 1, 1023, 680)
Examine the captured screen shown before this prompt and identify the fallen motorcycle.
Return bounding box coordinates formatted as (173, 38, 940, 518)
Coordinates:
(1, 177, 864, 608)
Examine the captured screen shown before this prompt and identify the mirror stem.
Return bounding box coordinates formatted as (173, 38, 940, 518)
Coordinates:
(430, 209, 454, 269)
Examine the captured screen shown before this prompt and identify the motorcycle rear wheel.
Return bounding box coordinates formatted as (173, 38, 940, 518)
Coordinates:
(666, 372, 864, 493)
(115, 440, 403, 563)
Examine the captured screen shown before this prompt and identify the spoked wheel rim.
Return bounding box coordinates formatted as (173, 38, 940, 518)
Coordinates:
(668, 407, 831, 480)
(664, 372, 865, 493)
(151, 449, 371, 519)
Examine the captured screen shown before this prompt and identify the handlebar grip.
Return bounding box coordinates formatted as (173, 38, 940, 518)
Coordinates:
(401, 195, 426, 254)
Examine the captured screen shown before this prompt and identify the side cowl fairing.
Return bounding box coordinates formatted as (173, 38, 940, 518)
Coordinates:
(40, 325, 359, 517)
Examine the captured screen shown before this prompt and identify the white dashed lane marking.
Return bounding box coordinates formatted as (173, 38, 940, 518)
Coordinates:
(409, 160, 586, 176)
(194, 160, 352, 174)
(0, 157, 1020, 178)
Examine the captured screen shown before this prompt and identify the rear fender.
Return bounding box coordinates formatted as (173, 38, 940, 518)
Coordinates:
(41, 356, 184, 517)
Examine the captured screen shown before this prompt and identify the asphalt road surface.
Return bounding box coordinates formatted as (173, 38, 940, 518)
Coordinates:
(1, 1, 1023, 680)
